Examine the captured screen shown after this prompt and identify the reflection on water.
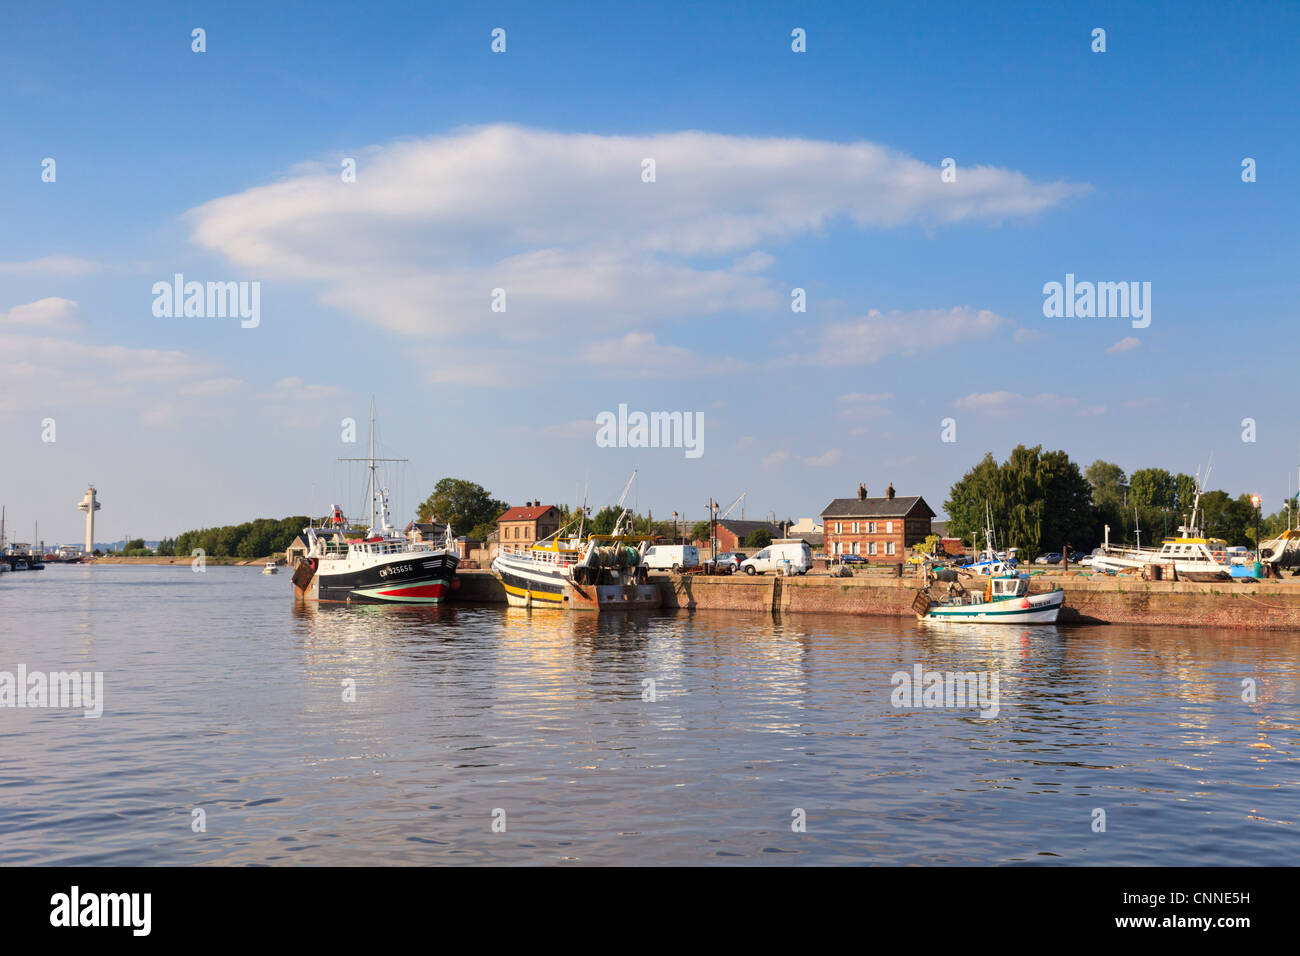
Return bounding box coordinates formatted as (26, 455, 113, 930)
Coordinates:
(0, 564, 1296, 865)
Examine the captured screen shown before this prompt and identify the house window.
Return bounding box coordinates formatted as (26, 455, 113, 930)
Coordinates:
(835, 522, 842, 534)
(867, 521, 876, 533)
(868, 542, 877, 555)
(887, 542, 896, 555)
(886, 521, 893, 534)
(834, 541, 842, 555)
(852, 542, 860, 555)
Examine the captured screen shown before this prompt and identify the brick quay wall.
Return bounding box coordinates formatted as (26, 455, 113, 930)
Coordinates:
(455, 568, 1300, 631)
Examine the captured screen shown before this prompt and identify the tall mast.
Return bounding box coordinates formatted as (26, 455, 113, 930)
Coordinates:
(369, 397, 377, 532)
(338, 396, 407, 535)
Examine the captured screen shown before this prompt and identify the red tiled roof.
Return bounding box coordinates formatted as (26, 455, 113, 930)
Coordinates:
(498, 505, 557, 522)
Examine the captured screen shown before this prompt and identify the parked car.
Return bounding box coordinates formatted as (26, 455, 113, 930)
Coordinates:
(701, 551, 746, 574)
(1034, 552, 1064, 565)
(642, 544, 700, 573)
(837, 554, 867, 564)
(740, 541, 814, 575)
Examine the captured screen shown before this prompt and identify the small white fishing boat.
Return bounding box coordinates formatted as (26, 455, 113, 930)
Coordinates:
(916, 571, 1065, 624)
(262, 561, 278, 575)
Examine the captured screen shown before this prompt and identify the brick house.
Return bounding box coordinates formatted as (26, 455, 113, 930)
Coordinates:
(820, 484, 935, 560)
(497, 503, 562, 549)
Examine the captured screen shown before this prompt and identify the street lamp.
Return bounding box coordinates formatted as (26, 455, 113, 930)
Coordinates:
(1251, 495, 1262, 566)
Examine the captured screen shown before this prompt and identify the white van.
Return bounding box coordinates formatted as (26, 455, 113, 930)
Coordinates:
(643, 544, 700, 572)
(739, 540, 813, 575)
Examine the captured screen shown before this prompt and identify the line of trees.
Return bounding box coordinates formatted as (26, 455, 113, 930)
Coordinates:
(164, 516, 312, 559)
(944, 446, 1292, 559)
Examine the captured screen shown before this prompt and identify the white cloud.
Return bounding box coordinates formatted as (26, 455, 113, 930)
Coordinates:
(0, 297, 82, 331)
(187, 125, 1085, 339)
(762, 450, 790, 467)
(804, 449, 842, 467)
(257, 377, 339, 402)
(954, 391, 1107, 417)
(1107, 336, 1141, 353)
(801, 307, 1011, 366)
(837, 391, 893, 420)
(579, 332, 745, 379)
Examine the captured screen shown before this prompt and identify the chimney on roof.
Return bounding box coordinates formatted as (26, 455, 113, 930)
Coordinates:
(857, 483, 866, 501)
(887, 483, 895, 500)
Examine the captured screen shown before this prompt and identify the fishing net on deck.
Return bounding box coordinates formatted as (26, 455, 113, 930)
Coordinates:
(586, 545, 641, 568)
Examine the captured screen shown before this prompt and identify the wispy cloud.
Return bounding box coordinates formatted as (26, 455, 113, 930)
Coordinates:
(1107, 336, 1141, 353)
(954, 391, 1106, 417)
(187, 125, 1086, 339)
(799, 307, 1011, 367)
(579, 332, 745, 379)
(0, 256, 109, 277)
(0, 297, 82, 331)
(804, 449, 842, 467)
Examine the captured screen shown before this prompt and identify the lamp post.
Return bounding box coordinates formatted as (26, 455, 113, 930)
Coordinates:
(672, 511, 679, 545)
(1251, 495, 1262, 563)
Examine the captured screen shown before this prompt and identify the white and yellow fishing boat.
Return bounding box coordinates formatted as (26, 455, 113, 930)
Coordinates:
(490, 472, 659, 611)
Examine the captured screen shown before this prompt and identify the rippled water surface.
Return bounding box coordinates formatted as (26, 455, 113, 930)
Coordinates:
(1, 564, 1297, 865)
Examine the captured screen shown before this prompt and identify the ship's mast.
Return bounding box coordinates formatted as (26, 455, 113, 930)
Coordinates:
(338, 397, 407, 536)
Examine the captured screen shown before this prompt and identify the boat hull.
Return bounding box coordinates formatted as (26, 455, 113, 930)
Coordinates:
(921, 589, 1065, 624)
(299, 551, 459, 604)
(493, 552, 570, 607)
(492, 551, 660, 610)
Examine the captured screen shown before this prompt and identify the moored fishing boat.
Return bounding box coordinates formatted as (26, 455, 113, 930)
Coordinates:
(291, 405, 459, 605)
(915, 570, 1065, 624)
(491, 472, 659, 611)
(1092, 473, 1231, 581)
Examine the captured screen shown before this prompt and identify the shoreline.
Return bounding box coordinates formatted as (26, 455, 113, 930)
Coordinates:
(46, 561, 1300, 630)
(455, 568, 1300, 631)
(77, 555, 277, 567)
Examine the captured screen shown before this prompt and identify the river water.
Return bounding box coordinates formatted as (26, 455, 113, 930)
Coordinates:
(1, 564, 1296, 865)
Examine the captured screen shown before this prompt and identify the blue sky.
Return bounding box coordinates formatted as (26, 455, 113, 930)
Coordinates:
(2, 1, 1298, 545)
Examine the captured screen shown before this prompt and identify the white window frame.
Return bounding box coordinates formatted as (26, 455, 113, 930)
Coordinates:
(887, 542, 896, 556)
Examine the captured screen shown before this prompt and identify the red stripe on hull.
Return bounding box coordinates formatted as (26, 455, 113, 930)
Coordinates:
(376, 583, 448, 598)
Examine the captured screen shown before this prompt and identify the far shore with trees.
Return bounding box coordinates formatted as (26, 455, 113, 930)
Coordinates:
(944, 445, 1294, 560)
(118, 455, 1294, 564)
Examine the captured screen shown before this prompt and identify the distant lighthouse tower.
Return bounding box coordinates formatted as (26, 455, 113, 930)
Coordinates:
(78, 485, 101, 553)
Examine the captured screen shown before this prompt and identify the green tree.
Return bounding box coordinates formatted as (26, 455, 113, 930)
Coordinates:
(1129, 468, 1176, 509)
(124, 538, 146, 552)
(945, 445, 1095, 559)
(1084, 460, 1126, 508)
(943, 452, 1003, 542)
(586, 505, 623, 535)
(417, 478, 509, 536)
(743, 528, 774, 549)
(690, 521, 711, 542)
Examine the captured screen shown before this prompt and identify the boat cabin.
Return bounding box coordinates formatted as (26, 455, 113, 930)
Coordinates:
(987, 574, 1030, 600)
